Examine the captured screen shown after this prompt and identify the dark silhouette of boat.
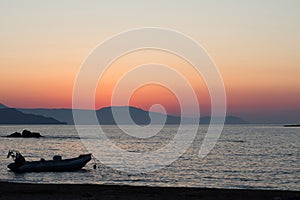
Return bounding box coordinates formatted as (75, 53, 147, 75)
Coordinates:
(284, 124, 300, 127)
(7, 151, 91, 173)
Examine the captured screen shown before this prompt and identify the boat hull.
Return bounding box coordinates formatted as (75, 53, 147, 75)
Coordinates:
(8, 154, 92, 173)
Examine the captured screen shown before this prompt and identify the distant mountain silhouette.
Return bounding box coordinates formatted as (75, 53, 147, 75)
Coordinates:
(96, 106, 182, 124)
(225, 116, 248, 124)
(19, 106, 248, 125)
(0, 103, 8, 109)
(19, 108, 75, 124)
(0, 108, 66, 124)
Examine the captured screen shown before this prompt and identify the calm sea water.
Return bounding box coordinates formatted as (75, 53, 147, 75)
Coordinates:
(0, 125, 299, 191)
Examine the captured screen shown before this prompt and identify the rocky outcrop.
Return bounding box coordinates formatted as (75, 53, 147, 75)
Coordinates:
(6, 130, 43, 138)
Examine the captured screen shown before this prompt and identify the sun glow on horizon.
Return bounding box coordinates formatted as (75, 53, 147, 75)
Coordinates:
(0, 1, 299, 123)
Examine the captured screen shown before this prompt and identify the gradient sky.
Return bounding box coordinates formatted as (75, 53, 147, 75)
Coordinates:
(0, 0, 299, 123)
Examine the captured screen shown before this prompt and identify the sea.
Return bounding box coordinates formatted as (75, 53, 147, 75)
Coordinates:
(0, 125, 299, 191)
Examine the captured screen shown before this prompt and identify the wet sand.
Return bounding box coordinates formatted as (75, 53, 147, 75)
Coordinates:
(0, 182, 299, 200)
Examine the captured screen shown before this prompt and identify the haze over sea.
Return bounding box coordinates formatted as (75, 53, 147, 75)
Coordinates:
(0, 125, 298, 191)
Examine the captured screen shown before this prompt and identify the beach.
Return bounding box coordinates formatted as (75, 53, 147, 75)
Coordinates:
(0, 182, 299, 200)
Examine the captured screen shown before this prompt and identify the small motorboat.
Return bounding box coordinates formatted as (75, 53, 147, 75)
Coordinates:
(7, 150, 92, 173)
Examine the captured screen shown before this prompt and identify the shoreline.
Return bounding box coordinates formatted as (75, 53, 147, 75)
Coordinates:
(0, 182, 299, 200)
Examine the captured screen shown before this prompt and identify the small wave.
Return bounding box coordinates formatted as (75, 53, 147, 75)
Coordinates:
(219, 139, 245, 143)
(44, 135, 80, 139)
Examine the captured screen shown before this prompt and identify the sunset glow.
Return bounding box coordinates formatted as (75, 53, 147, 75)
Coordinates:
(0, 1, 299, 123)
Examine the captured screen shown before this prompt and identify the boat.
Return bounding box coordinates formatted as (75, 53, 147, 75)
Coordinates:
(7, 150, 92, 173)
(284, 124, 300, 127)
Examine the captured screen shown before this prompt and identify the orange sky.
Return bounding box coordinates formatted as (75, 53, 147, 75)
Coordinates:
(94, 50, 210, 116)
(0, 1, 299, 123)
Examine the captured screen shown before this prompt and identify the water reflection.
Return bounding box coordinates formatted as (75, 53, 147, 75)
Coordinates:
(0, 125, 299, 191)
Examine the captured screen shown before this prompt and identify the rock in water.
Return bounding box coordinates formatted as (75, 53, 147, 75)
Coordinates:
(6, 132, 22, 137)
(6, 130, 43, 138)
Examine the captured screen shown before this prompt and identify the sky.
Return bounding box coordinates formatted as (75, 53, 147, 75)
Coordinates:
(0, 0, 299, 123)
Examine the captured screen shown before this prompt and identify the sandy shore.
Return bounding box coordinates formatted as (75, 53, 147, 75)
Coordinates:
(0, 182, 299, 200)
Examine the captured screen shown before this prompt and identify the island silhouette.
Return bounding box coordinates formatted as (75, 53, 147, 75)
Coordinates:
(0, 108, 66, 124)
(0, 103, 248, 125)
